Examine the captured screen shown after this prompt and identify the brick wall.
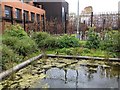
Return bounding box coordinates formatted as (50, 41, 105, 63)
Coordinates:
(0, 0, 46, 32)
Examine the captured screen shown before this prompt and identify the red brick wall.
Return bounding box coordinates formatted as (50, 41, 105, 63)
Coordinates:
(0, 0, 46, 32)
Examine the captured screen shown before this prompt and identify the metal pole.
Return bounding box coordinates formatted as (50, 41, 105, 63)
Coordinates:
(42, 14, 45, 32)
(11, 8, 13, 25)
(21, 0, 26, 31)
(23, 12, 26, 31)
(91, 12, 93, 27)
(76, 0, 80, 39)
(65, 12, 67, 34)
(103, 18, 105, 31)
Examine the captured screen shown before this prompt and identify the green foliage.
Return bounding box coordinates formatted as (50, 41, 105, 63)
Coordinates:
(31, 32, 58, 49)
(100, 31, 115, 51)
(50, 47, 113, 57)
(100, 31, 120, 57)
(113, 31, 120, 57)
(31, 32, 50, 44)
(41, 37, 58, 49)
(32, 32, 80, 49)
(4, 24, 28, 39)
(85, 28, 100, 49)
(1, 44, 23, 70)
(79, 41, 86, 47)
(2, 25, 38, 57)
(58, 35, 80, 48)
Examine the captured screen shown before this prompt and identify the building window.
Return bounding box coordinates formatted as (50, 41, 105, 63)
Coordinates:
(5, 6, 12, 18)
(31, 12, 35, 22)
(24, 10, 29, 21)
(36, 14, 40, 22)
(15, 8, 21, 20)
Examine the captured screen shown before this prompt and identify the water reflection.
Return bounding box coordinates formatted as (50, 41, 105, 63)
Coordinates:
(34, 64, 120, 88)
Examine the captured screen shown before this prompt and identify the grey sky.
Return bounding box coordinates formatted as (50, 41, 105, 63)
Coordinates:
(66, 0, 120, 14)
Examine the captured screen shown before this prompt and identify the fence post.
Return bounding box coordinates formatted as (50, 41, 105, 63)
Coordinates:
(23, 12, 26, 31)
(91, 12, 93, 27)
(103, 18, 105, 31)
(42, 14, 45, 32)
(11, 8, 13, 25)
(65, 12, 67, 34)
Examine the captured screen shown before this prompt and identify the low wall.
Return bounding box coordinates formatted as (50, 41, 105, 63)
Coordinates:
(47, 54, 120, 62)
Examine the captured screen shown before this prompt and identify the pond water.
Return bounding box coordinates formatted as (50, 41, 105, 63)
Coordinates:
(33, 59, 120, 88)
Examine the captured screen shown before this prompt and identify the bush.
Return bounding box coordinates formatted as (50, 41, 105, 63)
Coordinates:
(2, 25, 38, 57)
(85, 28, 100, 49)
(4, 24, 28, 39)
(31, 32, 50, 44)
(100, 31, 120, 57)
(113, 31, 120, 57)
(100, 31, 114, 51)
(32, 32, 80, 49)
(1, 44, 23, 70)
(58, 35, 80, 48)
(41, 36, 59, 49)
(31, 32, 49, 48)
(31, 32, 58, 49)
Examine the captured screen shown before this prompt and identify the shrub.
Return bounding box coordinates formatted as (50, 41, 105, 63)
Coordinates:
(2, 25, 38, 57)
(100, 31, 114, 51)
(41, 36, 59, 49)
(1, 44, 23, 70)
(113, 31, 120, 57)
(4, 24, 28, 39)
(58, 35, 80, 48)
(3, 36, 38, 57)
(32, 32, 80, 49)
(31, 32, 50, 44)
(85, 28, 100, 49)
(31, 32, 50, 48)
(31, 32, 59, 49)
(100, 31, 120, 57)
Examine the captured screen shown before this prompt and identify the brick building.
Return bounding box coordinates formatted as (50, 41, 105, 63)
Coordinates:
(0, 0, 45, 33)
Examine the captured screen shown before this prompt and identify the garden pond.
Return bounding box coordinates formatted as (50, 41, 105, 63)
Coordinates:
(0, 58, 120, 89)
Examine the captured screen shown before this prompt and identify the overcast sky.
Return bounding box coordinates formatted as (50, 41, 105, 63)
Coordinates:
(65, 0, 120, 14)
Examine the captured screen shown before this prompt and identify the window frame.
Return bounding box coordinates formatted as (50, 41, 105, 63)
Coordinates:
(24, 10, 29, 22)
(36, 14, 40, 22)
(4, 5, 12, 19)
(15, 8, 22, 20)
(31, 12, 35, 22)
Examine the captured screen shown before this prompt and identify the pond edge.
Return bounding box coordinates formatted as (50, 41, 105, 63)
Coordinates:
(0, 54, 120, 81)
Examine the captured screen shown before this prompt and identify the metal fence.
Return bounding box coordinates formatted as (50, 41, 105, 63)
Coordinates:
(68, 11, 120, 40)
